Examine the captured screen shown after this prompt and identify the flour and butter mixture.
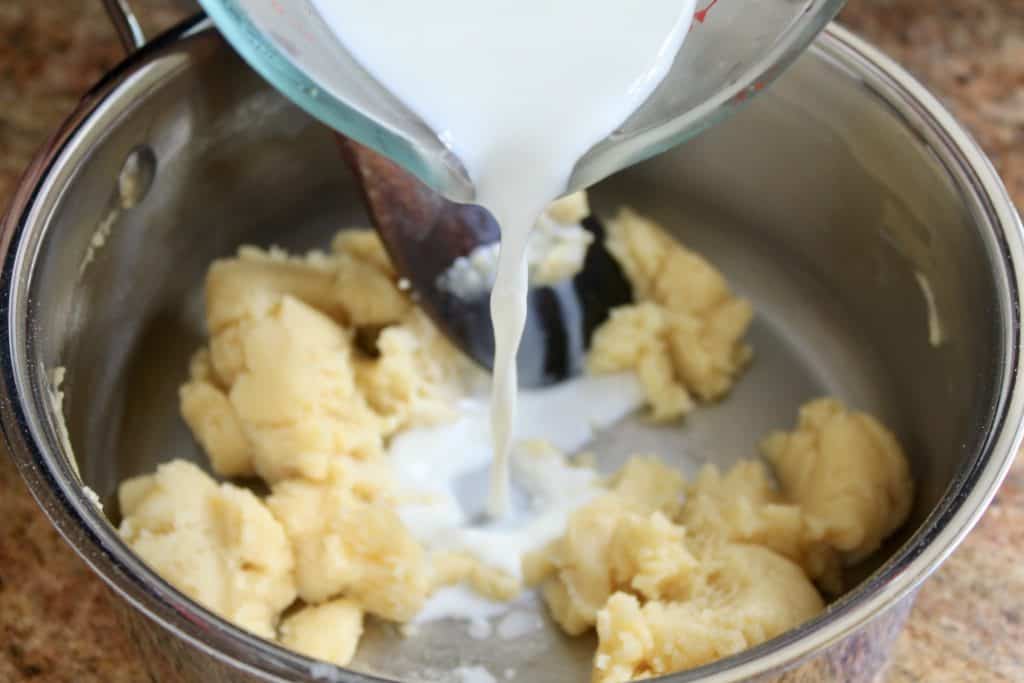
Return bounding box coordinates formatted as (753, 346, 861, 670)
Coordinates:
(116, 196, 914, 682)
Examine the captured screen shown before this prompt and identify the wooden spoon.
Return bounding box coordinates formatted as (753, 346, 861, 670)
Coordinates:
(337, 135, 632, 387)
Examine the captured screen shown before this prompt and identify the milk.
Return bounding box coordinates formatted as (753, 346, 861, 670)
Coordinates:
(391, 372, 644, 624)
(390, 372, 644, 578)
(312, 0, 697, 516)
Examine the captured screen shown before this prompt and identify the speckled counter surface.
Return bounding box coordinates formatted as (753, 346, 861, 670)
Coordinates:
(0, 2, 1021, 681)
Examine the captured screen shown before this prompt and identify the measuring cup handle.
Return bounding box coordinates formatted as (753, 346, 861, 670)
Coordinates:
(101, 0, 201, 54)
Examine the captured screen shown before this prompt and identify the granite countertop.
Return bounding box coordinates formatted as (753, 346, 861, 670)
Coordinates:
(0, 1, 1021, 681)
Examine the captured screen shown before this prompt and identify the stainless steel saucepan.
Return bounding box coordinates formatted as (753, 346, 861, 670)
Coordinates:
(1, 8, 1021, 683)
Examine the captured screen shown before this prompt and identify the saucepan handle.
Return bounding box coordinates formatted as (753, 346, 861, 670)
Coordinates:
(101, 0, 147, 53)
(101, 0, 201, 54)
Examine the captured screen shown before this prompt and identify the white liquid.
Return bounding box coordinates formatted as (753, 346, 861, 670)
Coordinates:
(313, 0, 697, 516)
(394, 373, 643, 627)
(496, 611, 543, 640)
(454, 666, 497, 683)
(391, 372, 643, 580)
(414, 585, 512, 626)
(468, 618, 493, 640)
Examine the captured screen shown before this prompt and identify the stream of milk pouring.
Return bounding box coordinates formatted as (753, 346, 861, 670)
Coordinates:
(312, 0, 699, 517)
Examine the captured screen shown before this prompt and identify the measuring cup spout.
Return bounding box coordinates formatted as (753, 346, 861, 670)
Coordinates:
(196, 0, 845, 201)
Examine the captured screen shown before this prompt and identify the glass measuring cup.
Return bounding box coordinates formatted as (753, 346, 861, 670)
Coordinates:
(196, 0, 845, 202)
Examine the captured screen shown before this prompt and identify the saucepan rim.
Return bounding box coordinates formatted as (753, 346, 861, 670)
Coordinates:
(0, 15, 1021, 683)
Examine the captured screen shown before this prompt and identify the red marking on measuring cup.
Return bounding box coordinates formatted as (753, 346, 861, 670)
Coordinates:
(694, 0, 720, 24)
(731, 80, 767, 105)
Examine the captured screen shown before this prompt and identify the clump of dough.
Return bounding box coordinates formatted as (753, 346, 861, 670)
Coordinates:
(531, 191, 595, 286)
(683, 398, 915, 590)
(170, 228, 474, 661)
(530, 466, 824, 675)
(681, 461, 842, 592)
(546, 191, 590, 225)
(593, 545, 824, 683)
(184, 295, 384, 483)
(356, 308, 465, 434)
(532, 398, 913, 682)
(266, 464, 430, 622)
(431, 552, 522, 602)
(762, 398, 914, 563)
(278, 599, 365, 667)
(202, 245, 343, 335)
(610, 454, 687, 518)
(524, 459, 690, 635)
(117, 460, 296, 639)
(331, 230, 397, 276)
(180, 231, 469, 483)
(588, 209, 753, 420)
(331, 236, 412, 327)
(178, 350, 252, 477)
(202, 234, 406, 334)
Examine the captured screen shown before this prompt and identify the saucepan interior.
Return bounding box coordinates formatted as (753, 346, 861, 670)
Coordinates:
(1, 17, 1020, 683)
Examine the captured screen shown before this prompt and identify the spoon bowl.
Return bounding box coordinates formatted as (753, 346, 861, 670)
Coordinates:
(339, 136, 633, 387)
